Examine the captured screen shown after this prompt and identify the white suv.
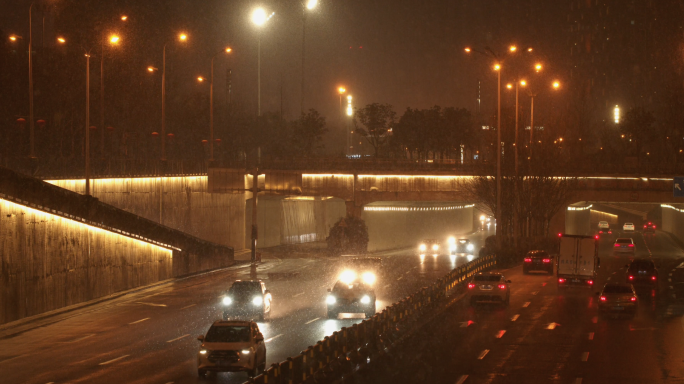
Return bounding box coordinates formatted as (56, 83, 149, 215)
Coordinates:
(197, 320, 266, 378)
(623, 223, 635, 231)
(598, 221, 609, 229)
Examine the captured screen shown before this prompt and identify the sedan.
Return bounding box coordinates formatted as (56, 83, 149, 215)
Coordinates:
(626, 259, 657, 287)
(623, 222, 635, 232)
(613, 238, 635, 254)
(598, 283, 638, 316)
(467, 272, 511, 305)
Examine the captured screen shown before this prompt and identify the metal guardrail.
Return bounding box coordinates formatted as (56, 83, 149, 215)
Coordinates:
(241, 254, 497, 384)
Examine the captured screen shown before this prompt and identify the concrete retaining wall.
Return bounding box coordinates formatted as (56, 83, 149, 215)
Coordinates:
(662, 205, 684, 242)
(362, 203, 474, 251)
(47, 177, 245, 250)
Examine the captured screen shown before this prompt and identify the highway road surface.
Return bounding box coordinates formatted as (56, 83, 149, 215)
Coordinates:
(0, 230, 492, 384)
(376, 230, 684, 384)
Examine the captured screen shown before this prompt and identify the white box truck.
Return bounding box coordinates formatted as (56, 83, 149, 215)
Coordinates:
(557, 234, 599, 289)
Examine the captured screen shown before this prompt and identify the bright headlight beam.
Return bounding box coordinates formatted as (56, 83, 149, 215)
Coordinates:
(360, 295, 371, 304)
(419, 244, 427, 251)
(362, 272, 376, 285)
(252, 296, 263, 306)
(340, 270, 356, 284)
(222, 297, 232, 305)
(241, 350, 251, 354)
(326, 295, 336, 304)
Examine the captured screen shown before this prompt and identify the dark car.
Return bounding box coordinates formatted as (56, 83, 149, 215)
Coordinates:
(222, 280, 272, 321)
(523, 250, 553, 274)
(626, 259, 658, 286)
(597, 227, 613, 237)
(326, 276, 376, 319)
(598, 283, 638, 316)
(643, 222, 656, 234)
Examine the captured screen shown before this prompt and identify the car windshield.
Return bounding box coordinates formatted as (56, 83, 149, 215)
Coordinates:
(229, 283, 261, 298)
(631, 261, 654, 269)
(603, 285, 634, 294)
(616, 239, 632, 244)
(527, 251, 548, 257)
(205, 326, 250, 343)
(473, 275, 501, 282)
(333, 281, 366, 292)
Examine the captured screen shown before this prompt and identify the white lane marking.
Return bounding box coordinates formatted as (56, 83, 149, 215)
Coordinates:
(180, 304, 196, 309)
(305, 318, 320, 324)
(397, 276, 403, 281)
(165, 382, 174, 384)
(265, 334, 283, 343)
(588, 332, 594, 340)
(135, 302, 167, 307)
(293, 292, 305, 297)
(511, 314, 520, 322)
(532, 291, 539, 295)
(592, 316, 598, 324)
(575, 379, 583, 384)
(477, 349, 490, 359)
(99, 355, 130, 365)
(65, 334, 96, 343)
(166, 334, 190, 343)
(383, 284, 391, 289)
(128, 318, 150, 325)
(581, 352, 589, 362)
(496, 330, 506, 338)
(607, 277, 612, 281)
(455, 375, 469, 384)
(546, 323, 560, 330)
(523, 302, 531, 308)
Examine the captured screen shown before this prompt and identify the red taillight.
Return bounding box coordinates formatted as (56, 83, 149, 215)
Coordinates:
(595, 235, 599, 240)
(600, 296, 606, 301)
(587, 280, 593, 285)
(631, 297, 637, 302)
(608, 230, 612, 234)
(649, 222, 652, 225)
(614, 243, 620, 247)
(543, 258, 551, 263)
(644, 225, 647, 228)
(628, 244, 634, 247)
(558, 233, 562, 237)
(558, 278, 566, 283)
(629, 275, 634, 280)
(651, 276, 656, 281)
(653, 225, 656, 229)
(468, 283, 475, 289)
(498, 284, 506, 289)
(599, 230, 603, 234)
(524, 258, 532, 262)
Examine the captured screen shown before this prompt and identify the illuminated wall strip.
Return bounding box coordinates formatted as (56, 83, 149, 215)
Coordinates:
(590, 210, 618, 219)
(662, 204, 684, 213)
(303, 174, 354, 178)
(567, 204, 593, 211)
(0, 194, 180, 251)
(46, 176, 207, 185)
(364, 204, 475, 212)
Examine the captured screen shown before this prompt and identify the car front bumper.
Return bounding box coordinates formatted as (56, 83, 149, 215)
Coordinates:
(599, 302, 637, 312)
(328, 301, 374, 314)
(223, 306, 264, 319)
(198, 355, 254, 372)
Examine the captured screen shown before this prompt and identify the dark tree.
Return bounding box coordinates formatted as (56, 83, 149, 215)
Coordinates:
(354, 103, 396, 157)
(326, 215, 369, 256)
(291, 109, 328, 155)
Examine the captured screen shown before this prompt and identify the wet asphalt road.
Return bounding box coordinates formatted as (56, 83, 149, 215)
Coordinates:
(392, 230, 684, 384)
(0, 230, 492, 384)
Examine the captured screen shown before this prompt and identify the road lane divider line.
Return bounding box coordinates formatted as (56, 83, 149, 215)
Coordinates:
(180, 304, 196, 309)
(128, 318, 150, 325)
(588, 332, 594, 340)
(293, 292, 305, 297)
(523, 302, 531, 308)
(265, 334, 283, 343)
(397, 276, 403, 281)
(64, 334, 96, 343)
(496, 330, 506, 338)
(166, 334, 190, 343)
(99, 355, 130, 366)
(531, 291, 539, 295)
(477, 349, 489, 359)
(511, 314, 520, 322)
(581, 352, 589, 362)
(455, 375, 469, 384)
(546, 322, 560, 330)
(135, 302, 167, 307)
(305, 318, 320, 324)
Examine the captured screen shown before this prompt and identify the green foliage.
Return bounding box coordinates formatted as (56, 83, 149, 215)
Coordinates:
(354, 103, 396, 157)
(326, 215, 369, 256)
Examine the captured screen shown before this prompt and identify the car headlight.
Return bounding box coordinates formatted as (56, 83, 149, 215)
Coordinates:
(362, 272, 376, 285)
(467, 244, 474, 251)
(252, 296, 263, 306)
(360, 295, 371, 304)
(432, 244, 439, 251)
(340, 270, 357, 284)
(448, 237, 456, 245)
(222, 297, 232, 306)
(199, 350, 208, 355)
(241, 350, 251, 355)
(419, 244, 426, 251)
(326, 295, 336, 305)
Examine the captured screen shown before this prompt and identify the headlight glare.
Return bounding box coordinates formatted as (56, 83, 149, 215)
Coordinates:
(362, 272, 376, 285)
(419, 244, 426, 251)
(326, 295, 336, 305)
(252, 296, 263, 306)
(467, 244, 474, 251)
(432, 244, 439, 251)
(241, 349, 251, 355)
(222, 297, 232, 306)
(199, 350, 208, 355)
(340, 270, 356, 284)
(360, 295, 371, 304)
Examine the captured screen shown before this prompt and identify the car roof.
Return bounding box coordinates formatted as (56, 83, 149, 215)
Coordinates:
(232, 280, 262, 284)
(630, 259, 655, 266)
(526, 250, 548, 255)
(211, 320, 253, 327)
(602, 282, 633, 288)
(615, 238, 633, 241)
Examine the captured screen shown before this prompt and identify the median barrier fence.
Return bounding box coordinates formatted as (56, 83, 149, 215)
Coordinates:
(241, 254, 497, 384)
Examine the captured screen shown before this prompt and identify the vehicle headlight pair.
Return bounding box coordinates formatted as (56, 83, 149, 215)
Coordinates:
(467, 244, 474, 251)
(252, 296, 263, 306)
(326, 295, 336, 305)
(340, 270, 357, 284)
(362, 272, 376, 285)
(432, 244, 439, 251)
(419, 244, 427, 251)
(199, 350, 208, 355)
(360, 295, 371, 304)
(240, 349, 251, 355)
(222, 297, 232, 306)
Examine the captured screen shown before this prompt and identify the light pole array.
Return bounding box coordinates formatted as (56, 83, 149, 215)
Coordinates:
(100, 34, 121, 159)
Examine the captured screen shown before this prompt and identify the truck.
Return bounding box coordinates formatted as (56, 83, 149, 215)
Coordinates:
(557, 234, 599, 289)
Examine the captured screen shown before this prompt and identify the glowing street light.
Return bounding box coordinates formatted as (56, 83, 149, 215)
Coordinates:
(535, 63, 542, 72)
(520, 80, 527, 87)
(57, 37, 66, 44)
(179, 33, 187, 41)
(306, 0, 318, 10)
(252, 8, 275, 116)
(494, 63, 501, 71)
(197, 76, 205, 82)
(509, 46, 517, 52)
(252, 8, 268, 26)
(464, 47, 471, 53)
(506, 84, 513, 89)
(614, 105, 620, 124)
(147, 66, 157, 72)
(109, 35, 120, 44)
(553, 81, 560, 89)
(9, 35, 20, 42)
(121, 15, 128, 21)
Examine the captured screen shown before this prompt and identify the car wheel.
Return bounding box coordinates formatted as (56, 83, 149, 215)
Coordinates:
(327, 309, 337, 319)
(198, 369, 206, 378)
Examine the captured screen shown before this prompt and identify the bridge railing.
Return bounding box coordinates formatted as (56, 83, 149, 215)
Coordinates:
(242, 254, 497, 384)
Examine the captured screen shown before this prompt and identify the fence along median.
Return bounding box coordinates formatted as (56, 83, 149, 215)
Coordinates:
(242, 254, 497, 384)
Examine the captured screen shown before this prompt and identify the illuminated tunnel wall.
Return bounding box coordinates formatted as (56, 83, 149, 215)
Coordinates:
(362, 202, 475, 251)
(0, 198, 173, 325)
(47, 177, 245, 250)
(246, 196, 347, 248)
(662, 204, 684, 243)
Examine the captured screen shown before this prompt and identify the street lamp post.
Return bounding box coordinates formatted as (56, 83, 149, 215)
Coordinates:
(161, 33, 187, 162)
(252, 8, 274, 117)
(495, 63, 501, 242)
(208, 47, 233, 163)
(100, 34, 120, 160)
(29, 3, 35, 159)
(85, 52, 92, 195)
(301, 0, 318, 114)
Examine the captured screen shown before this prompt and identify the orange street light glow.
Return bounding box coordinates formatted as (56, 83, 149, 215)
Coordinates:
(225, 47, 232, 53)
(147, 67, 156, 72)
(9, 35, 18, 41)
(520, 80, 527, 86)
(509, 46, 517, 52)
(506, 84, 512, 89)
(121, 15, 128, 21)
(338, 87, 346, 94)
(553, 81, 561, 89)
(197, 77, 205, 82)
(109, 35, 120, 44)
(179, 33, 187, 41)
(535, 63, 542, 71)
(57, 37, 66, 44)
(494, 64, 501, 71)
(464, 47, 471, 52)
(527, 47, 533, 52)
